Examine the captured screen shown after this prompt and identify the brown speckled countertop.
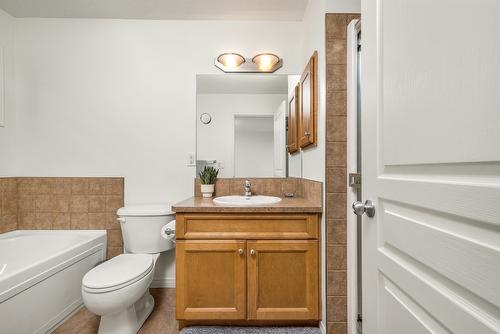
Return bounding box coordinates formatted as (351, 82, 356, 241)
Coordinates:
(172, 196, 322, 213)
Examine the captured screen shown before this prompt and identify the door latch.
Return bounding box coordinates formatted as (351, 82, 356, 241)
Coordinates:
(349, 173, 361, 188)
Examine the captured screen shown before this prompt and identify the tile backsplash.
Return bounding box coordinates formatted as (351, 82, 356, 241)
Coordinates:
(0, 178, 18, 234)
(194, 177, 322, 202)
(0, 177, 124, 259)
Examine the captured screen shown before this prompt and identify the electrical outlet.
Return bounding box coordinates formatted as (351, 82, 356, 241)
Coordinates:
(187, 152, 196, 167)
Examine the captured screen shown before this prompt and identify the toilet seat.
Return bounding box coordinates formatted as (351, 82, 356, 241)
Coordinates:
(82, 254, 154, 293)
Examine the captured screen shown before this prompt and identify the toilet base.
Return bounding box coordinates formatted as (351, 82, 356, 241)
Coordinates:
(98, 290, 155, 334)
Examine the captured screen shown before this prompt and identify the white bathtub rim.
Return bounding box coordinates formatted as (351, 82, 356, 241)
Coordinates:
(0, 230, 107, 304)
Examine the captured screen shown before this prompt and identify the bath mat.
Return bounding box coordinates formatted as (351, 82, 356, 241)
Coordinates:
(179, 327, 322, 334)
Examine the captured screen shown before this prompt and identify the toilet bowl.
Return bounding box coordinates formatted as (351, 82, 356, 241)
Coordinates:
(81, 205, 175, 334)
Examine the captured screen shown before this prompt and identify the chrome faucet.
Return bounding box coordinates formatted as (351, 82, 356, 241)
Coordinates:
(244, 180, 252, 197)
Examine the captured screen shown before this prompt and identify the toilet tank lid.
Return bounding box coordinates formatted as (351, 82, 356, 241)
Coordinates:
(117, 204, 174, 216)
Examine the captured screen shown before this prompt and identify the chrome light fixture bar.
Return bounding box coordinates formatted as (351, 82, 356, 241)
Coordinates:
(215, 52, 283, 73)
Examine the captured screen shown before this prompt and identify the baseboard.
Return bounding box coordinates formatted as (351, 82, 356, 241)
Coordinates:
(320, 321, 327, 334)
(151, 277, 175, 288)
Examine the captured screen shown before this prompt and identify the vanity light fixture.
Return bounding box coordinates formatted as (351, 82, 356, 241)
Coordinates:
(215, 52, 282, 73)
(252, 53, 281, 71)
(216, 53, 246, 70)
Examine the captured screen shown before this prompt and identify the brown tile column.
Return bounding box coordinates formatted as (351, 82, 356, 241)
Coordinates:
(325, 13, 360, 334)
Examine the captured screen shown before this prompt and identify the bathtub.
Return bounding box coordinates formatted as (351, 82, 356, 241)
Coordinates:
(0, 230, 107, 334)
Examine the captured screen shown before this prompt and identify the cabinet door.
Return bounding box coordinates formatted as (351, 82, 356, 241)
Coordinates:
(298, 51, 318, 148)
(247, 240, 318, 320)
(287, 85, 300, 154)
(176, 240, 246, 320)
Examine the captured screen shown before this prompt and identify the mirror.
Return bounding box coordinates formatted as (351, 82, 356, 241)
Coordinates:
(196, 74, 301, 178)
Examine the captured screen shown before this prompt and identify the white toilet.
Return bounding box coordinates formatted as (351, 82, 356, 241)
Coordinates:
(82, 205, 175, 334)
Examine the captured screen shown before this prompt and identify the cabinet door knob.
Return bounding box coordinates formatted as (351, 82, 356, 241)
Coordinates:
(250, 249, 256, 256)
(238, 249, 244, 255)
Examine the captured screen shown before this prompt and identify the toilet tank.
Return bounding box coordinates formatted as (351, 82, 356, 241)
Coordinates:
(117, 204, 175, 254)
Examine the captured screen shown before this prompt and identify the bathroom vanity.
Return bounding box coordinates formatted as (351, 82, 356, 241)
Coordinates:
(173, 180, 322, 328)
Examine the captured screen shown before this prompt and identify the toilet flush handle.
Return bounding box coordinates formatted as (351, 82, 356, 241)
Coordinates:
(117, 217, 126, 224)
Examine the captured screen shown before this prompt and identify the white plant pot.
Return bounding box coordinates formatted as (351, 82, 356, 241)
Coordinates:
(201, 184, 215, 198)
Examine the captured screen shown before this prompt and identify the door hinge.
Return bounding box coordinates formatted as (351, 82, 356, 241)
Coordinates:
(357, 314, 363, 334)
(349, 173, 361, 188)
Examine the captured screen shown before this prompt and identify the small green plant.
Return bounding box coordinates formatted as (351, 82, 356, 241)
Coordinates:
(199, 166, 219, 185)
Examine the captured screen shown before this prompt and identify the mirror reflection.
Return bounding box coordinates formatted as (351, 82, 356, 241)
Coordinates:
(196, 74, 300, 178)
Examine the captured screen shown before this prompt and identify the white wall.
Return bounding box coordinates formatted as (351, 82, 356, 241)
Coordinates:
(0, 8, 16, 176)
(234, 117, 274, 177)
(197, 93, 286, 177)
(12, 18, 302, 284)
(325, 0, 361, 13)
(301, 0, 328, 331)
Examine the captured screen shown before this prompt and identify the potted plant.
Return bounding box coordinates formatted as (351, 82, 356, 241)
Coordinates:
(199, 166, 219, 198)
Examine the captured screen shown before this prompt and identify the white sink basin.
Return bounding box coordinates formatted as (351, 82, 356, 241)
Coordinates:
(213, 195, 282, 206)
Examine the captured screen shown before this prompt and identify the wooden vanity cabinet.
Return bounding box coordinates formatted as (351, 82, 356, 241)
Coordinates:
(175, 213, 320, 324)
(176, 240, 247, 320)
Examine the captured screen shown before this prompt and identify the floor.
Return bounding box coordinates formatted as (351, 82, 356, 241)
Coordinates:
(53, 288, 178, 334)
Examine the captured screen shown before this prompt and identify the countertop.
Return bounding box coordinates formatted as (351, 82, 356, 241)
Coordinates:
(172, 196, 322, 213)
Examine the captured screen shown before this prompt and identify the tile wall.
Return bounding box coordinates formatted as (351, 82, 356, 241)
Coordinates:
(0, 178, 18, 233)
(325, 13, 360, 334)
(0, 177, 124, 259)
(194, 177, 322, 203)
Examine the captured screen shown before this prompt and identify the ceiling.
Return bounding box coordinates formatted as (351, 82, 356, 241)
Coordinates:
(0, 0, 309, 20)
(197, 74, 289, 95)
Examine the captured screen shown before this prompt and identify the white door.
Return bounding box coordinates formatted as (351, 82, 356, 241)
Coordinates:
(361, 1, 500, 333)
(273, 100, 287, 177)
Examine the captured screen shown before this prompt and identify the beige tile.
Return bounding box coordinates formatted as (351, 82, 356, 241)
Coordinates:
(328, 245, 347, 270)
(2, 194, 18, 215)
(53, 178, 72, 195)
(347, 14, 361, 26)
(88, 213, 107, 229)
(18, 196, 35, 212)
(106, 213, 120, 230)
(328, 270, 347, 296)
(105, 178, 124, 195)
(34, 178, 55, 195)
(35, 212, 54, 229)
(326, 142, 347, 168)
(70, 196, 89, 213)
(327, 168, 347, 194)
(327, 296, 348, 322)
(327, 322, 347, 334)
(327, 193, 347, 219)
(326, 14, 347, 39)
(252, 179, 282, 196)
(327, 65, 347, 91)
(326, 116, 347, 143)
(89, 178, 107, 195)
(281, 178, 302, 197)
(107, 246, 122, 259)
(71, 178, 90, 195)
(105, 196, 123, 213)
(54, 195, 70, 212)
(107, 229, 123, 247)
(1, 178, 17, 193)
(35, 195, 56, 212)
(53, 213, 71, 229)
(18, 178, 37, 195)
(327, 219, 347, 245)
(0, 214, 17, 233)
(326, 39, 347, 65)
(71, 213, 89, 229)
(19, 212, 36, 229)
(89, 196, 106, 213)
(214, 179, 231, 196)
(302, 179, 323, 203)
(327, 90, 347, 116)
